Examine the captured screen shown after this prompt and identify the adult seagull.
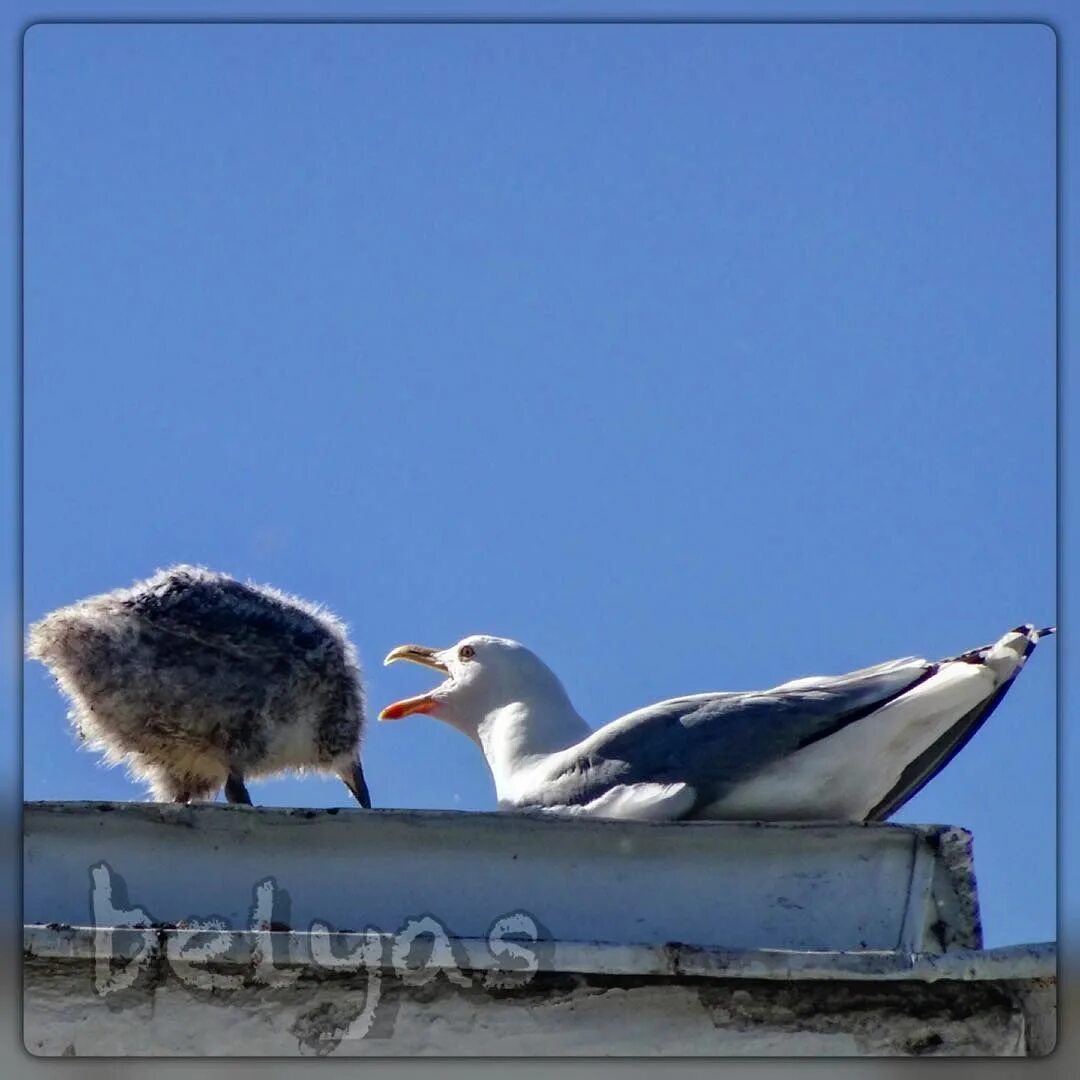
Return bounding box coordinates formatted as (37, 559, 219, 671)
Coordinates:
(379, 625, 1054, 822)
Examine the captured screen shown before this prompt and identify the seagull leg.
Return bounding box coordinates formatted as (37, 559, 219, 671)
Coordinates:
(339, 760, 371, 808)
(224, 771, 253, 805)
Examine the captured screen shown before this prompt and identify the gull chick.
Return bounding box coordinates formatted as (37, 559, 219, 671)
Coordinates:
(27, 565, 370, 807)
(379, 626, 1054, 822)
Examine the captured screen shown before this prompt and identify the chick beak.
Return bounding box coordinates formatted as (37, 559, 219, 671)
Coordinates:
(379, 645, 449, 721)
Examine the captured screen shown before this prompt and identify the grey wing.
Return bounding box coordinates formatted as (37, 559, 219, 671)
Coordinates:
(540, 656, 936, 812)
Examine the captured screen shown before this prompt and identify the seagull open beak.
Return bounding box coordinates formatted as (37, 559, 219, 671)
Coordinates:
(379, 644, 449, 721)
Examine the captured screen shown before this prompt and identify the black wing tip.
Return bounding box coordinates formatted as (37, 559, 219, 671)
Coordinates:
(1013, 624, 1056, 662)
(869, 622, 1054, 821)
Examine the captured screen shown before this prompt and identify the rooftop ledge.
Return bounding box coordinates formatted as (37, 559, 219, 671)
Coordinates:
(23, 802, 1056, 1057)
(25, 800, 1009, 962)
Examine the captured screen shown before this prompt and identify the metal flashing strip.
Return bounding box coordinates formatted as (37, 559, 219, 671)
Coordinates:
(23, 924, 1055, 984)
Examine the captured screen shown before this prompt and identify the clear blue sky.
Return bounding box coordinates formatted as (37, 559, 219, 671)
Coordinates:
(20, 22, 1055, 946)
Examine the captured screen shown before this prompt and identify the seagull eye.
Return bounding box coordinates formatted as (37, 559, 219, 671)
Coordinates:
(458, 644, 476, 661)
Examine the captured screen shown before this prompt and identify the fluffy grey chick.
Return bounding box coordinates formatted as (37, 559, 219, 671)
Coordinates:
(26, 565, 370, 807)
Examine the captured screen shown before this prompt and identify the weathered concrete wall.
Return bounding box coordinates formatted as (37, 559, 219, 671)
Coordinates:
(23, 953, 1050, 1057)
(22, 802, 1053, 1057)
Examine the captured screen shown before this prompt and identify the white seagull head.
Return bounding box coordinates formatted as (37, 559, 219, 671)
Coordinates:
(379, 634, 579, 740)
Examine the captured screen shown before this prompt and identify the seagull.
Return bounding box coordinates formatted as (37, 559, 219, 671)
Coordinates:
(379, 625, 1054, 822)
(27, 565, 371, 807)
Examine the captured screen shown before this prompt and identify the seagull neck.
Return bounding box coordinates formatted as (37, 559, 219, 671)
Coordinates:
(475, 700, 591, 785)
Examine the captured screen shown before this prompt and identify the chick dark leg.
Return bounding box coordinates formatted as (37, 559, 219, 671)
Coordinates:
(224, 771, 253, 805)
(340, 760, 371, 808)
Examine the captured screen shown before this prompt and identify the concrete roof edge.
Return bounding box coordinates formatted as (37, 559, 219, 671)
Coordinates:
(23, 924, 1056, 983)
(21, 799, 972, 835)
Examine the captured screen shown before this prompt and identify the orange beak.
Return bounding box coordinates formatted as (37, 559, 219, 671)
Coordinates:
(378, 644, 449, 722)
(379, 692, 439, 721)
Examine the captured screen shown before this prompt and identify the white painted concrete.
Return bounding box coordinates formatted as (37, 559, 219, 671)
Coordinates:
(23, 802, 980, 954)
(21, 801, 1054, 1057)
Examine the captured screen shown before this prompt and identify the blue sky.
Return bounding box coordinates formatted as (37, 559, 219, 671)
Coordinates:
(19, 22, 1055, 946)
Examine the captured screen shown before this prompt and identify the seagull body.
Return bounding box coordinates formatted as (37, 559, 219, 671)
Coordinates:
(380, 625, 1054, 822)
(27, 565, 370, 807)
